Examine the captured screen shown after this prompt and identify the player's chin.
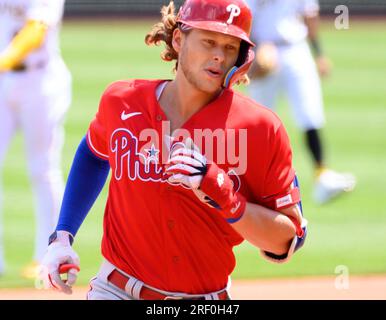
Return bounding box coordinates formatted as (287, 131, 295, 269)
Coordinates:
(200, 73, 224, 93)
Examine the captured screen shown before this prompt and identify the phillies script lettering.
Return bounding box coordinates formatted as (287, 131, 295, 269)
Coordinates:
(110, 128, 242, 190)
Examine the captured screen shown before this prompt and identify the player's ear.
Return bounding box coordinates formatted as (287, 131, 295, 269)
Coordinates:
(172, 28, 182, 53)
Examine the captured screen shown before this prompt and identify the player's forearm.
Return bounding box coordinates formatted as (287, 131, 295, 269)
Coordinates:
(232, 202, 296, 255)
(0, 20, 47, 71)
(56, 136, 110, 236)
(304, 14, 319, 40)
(304, 15, 323, 57)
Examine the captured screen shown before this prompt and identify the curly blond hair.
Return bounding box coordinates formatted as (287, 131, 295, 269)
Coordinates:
(145, 1, 179, 69)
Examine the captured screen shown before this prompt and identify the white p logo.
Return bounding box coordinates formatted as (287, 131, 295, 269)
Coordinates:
(226, 4, 241, 25)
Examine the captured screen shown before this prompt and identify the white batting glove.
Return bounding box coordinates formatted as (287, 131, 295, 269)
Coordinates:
(165, 138, 246, 222)
(166, 138, 207, 189)
(166, 139, 219, 208)
(38, 231, 80, 295)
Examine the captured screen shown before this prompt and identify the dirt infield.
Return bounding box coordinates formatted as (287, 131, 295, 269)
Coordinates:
(0, 275, 385, 300)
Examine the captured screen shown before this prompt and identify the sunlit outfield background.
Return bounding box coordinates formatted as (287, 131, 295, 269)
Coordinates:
(1, 18, 386, 288)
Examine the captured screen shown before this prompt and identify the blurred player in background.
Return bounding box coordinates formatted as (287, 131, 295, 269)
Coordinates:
(0, 0, 71, 277)
(246, 0, 356, 204)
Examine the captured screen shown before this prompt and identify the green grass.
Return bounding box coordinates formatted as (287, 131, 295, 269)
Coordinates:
(1, 19, 386, 288)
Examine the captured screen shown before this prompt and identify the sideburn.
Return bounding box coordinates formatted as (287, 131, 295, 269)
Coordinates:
(179, 40, 202, 89)
(174, 27, 191, 72)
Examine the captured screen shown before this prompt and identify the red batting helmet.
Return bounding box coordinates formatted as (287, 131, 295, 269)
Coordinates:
(176, 0, 255, 88)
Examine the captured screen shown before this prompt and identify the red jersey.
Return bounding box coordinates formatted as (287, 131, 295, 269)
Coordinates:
(87, 79, 296, 294)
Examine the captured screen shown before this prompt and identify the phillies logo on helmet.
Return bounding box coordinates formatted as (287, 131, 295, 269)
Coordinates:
(226, 4, 241, 24)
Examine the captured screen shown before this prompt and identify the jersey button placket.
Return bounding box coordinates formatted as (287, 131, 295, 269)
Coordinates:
(165, 215, 180, 266)
(167, 220, 178, 263)
(167, 220, 174, 230)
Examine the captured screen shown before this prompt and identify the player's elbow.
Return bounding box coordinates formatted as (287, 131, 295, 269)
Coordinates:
(260, 224, 308, 264)
(25, 20, 48, 49)
(259, 228, 297, 257)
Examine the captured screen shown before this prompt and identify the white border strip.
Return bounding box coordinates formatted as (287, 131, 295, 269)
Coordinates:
(87, 131, 109, 159)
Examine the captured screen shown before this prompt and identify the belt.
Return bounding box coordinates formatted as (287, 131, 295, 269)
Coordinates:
(107, 269, 229, 300)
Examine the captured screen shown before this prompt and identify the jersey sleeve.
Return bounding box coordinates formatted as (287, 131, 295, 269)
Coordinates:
(260, 123, 297, 210)
(298, 0, 320, 17)
(86, 93, 110, 161)
(27, 0, 65, 26)
(258, 124, 307, 264)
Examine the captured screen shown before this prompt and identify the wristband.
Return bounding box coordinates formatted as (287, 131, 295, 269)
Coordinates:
(48, 230, 74, 246)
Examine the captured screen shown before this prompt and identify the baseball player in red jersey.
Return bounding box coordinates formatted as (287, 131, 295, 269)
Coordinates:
(39, 0, 307, 299)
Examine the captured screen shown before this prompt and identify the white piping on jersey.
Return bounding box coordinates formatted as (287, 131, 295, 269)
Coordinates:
(87, 131, 109, 159)
(156, 81, 169, 101)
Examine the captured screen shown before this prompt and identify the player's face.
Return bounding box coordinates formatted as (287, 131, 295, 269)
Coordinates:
(178, 29, 241, 94)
